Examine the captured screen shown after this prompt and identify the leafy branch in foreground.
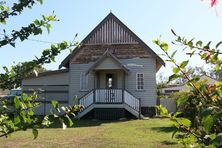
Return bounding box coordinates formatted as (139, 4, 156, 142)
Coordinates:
(0, 93, 83, 139)
(154, 30, 222, 147)
(0, 0, 82, 139)
(0, 13, 59, 48)
(0, 0, 43, 24)
(0, 39, 78, 90)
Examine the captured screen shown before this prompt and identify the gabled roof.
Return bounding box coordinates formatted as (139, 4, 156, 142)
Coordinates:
(59, 12, 165, 69)
(86, 49, 129, 74)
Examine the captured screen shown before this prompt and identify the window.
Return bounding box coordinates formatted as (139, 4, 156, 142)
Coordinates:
(164, 90, 179, 94)
(80, 73, 88, 90)
(136, 73, 144, 90)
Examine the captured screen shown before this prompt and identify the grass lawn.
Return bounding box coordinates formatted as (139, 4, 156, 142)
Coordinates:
(0, 118, 179, 148)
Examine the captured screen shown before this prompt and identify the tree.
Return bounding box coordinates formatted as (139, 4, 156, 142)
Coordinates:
(0, 0, 81, 139)
(154, 30, 222, 147)
(174, 66, 219, 84)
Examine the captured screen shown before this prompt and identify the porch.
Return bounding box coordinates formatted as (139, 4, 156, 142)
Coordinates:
(77, 89, 142, 119)
(77, 50, 143, 119)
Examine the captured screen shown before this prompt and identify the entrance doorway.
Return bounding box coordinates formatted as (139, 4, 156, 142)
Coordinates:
(106, 74, 114, 89)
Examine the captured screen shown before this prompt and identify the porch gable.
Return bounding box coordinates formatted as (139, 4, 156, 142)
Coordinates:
(86, 50, 129, 74)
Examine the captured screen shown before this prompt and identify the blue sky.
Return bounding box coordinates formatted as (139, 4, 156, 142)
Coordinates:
(1, 0, 222, 78)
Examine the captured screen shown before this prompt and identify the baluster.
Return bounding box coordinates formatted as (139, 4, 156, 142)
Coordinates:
(96, 90, 98, 103)
(131, 97, 132, 108)
(99, 89, 100, 103)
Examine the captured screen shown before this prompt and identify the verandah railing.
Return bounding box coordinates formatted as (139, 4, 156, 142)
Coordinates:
(78, 89, 141, 117)
(124, 90, 140, 113)
(78, 90, 94, 110)
(95, 89, 122, 103)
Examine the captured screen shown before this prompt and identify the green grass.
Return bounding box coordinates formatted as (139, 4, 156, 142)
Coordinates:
(0, 118, 179, 148)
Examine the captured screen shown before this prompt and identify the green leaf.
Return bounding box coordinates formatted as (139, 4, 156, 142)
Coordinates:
(14, 96, 21, 109)
(47, 15, 56, 21)
(51, 100, 58, 108)
(187, 40, 193, 48)
(34, 19, 40, 26)
(160, 43, 169, 51)
(171, 29, 177, 36)
(37, 0, 43, 4)
(196, 41, 203, 47)
(172, 129, 178, 138)
(187, 77, 200, 83)
(216, 41, 222, 49)
(3, 66, 9, 73)
(202, 115, 214, 133)
(179, 60, 189, 68)
(176, 118, 191, 128)
(14, 116, 21, 125)
(153, 39, 160, 46)
(46, 24, 51, 34)
(42, 49, 50, 56)
(28, 109, 34, 116)
(169, 74, 181, 82)
(65, 115, 74, 127)
(177, 96, 189, 106)
(211, 133, 222, 146)
(201, 107, 215, 117)
(215, 64, 220, 71)
(172, 67, 180, 74)
(171, 50, 177, 58)
(204, 41, 212, 49)
(156, 105, 168, 115)
(60, 41, 68, 49)
(32, 128, 38, 139)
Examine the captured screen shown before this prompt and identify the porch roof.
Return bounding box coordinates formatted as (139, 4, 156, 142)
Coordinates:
(86, 50, 129, 74)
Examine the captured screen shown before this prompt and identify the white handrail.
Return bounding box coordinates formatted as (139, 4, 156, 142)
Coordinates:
(79, 91, 94, 109)
(124, 90, 140, 112)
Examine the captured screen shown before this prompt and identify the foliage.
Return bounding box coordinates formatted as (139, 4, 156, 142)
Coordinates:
(0, 0, 81, 139)
(0, 93, 83, 139)
(154, 30, 222, 147)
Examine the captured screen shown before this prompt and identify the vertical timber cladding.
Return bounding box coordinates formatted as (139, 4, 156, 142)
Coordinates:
(86, 17, 137, 44)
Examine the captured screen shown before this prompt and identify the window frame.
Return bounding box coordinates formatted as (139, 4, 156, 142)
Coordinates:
(136, 73, 144, 90)
(80, 72, 88, 91)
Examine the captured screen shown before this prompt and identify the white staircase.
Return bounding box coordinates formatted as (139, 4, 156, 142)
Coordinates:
(77, 89, 143, 119)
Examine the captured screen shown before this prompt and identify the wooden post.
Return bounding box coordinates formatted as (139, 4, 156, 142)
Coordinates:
(139, 98, 141, 119)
